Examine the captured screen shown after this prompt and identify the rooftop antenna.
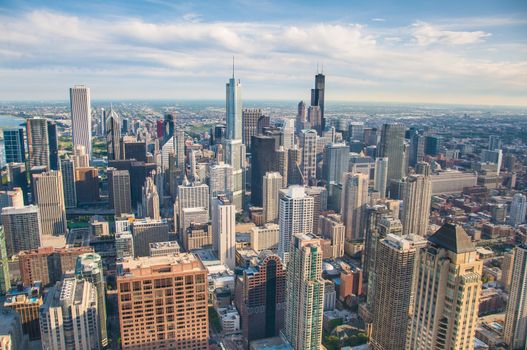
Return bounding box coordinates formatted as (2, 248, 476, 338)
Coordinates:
(232, 56, 235, 79)
(321, 62, 324, 74)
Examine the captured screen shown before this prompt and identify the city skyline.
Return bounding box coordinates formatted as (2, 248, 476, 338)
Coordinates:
(1, 0, 526, 106)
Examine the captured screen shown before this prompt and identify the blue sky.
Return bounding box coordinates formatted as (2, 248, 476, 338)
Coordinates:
(1, 0, 526, 105)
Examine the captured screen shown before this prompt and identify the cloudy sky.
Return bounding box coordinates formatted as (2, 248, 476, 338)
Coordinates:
(1, 0, 526, 106)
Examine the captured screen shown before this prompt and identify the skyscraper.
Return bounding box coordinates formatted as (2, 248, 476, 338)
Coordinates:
(300, 129, 317, 185)
(47, 121, 59, 170)
(106, 107, 121, 160)
(3, 128, 25, 164)
(242, 108, 267, 148)
(407, 223, 482, 350)
(287, 145, 302, 186)
(70, 85, 92, 157)
(340, 173, 369, 242)
(373, 157, 388, 198)
(307, 106, 322, 135)
(263, 172, 282, 223)
(108, 169, 132, 216)
(212, 195, 236, 269)
(370, 234, 427, 350)
(26, 118, 50, 168)
(60, 157, 77, 208)
(226, 73, 242, 140)
(488, 135, 502, 150)
(295, 101, 308, 134)
(139, 176, 160, 220)
(75, 253, 108, 348)
(131, 218, 169, 257)
(75, 167, 100, 203)
(348, 121, 364, 142)
(223, 139, 245, 210)
(509, 193, 526, 227)
(0, 227, 10, 292)
(323, 143, 349, 187)
(378, 123, 406, 188)
(284, 233, 324, 350)
(1, 205, 42, 257)
(72, 144, 90, 168)
(305, 186, 328, 234)
(40, 277, 100, 350)
(278, 186, 314, 262)
(251, 135, 278, 206)
(318, 212, 345, 258)
(117, 254, 208, 350)
(32, 171, 67, 236)
(176, 180, 209, 232)
(209, 162, 233, 199)
(503, 244, 527, 350)
(163, 112, 176, 145)
(401, 173, 432, 237)
(310, 72, 325, 133)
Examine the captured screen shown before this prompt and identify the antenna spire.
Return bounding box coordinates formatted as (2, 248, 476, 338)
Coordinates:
(232, 56, 235, 78)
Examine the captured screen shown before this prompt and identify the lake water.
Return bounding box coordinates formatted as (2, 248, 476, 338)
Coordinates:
(0, 114, 26, 129)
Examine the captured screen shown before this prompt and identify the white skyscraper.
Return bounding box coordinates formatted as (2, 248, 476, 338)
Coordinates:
(263, 172, 282, 223)
(70, 85, 92, 158)
(402, 174, 432, 237)
(340, 173, 369, 242)
(374, 157, 389, 198)
(300, 129, 317, 185)
(32, 170, 67, 236)
(509, 193, 526, 227)
(209, 162, 233, 199)
(212, 195, 236, 269)
(504, 244, 527, 350)
(278, 186, 314, 262)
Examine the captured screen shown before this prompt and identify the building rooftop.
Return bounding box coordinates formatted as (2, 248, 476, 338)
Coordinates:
(149, 241, 181, 249)
(428, 223, 475, 253)
(118, 253, 205, 277)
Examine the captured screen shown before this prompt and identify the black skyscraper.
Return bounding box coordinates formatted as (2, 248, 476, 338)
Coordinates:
(47, 121, 59, 170)
(163, 113, 176, 145)
(310, 73, 325, 134)
(251, 135, 278, 206)
(3, 128, 25, 164)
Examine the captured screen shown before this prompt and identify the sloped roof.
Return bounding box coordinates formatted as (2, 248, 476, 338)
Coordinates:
(428, 223, 475, 253)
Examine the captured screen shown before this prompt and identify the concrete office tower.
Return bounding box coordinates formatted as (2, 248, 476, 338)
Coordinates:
(75, 253, 107, 348)
(307, 106, 322, 135)
(373, 157, 389, 198)
(26, 118, 50, 168)
(108, 169, 132, 216)
(323, 143, 349, 186)
(72, 144, 90, 168)
(242, 108, 264, 147)
(212, 195, 236, 269)
(0, 227, 10, 292)
(75, 167, 100, 203)
(131, 219, 169, 257)
(340, 173, 369, 242)
(503, 245, 527, 349)
(274, 146, 288, 188)
(176, 181, 209, 231)
(311, 72, 325, 132)
(70, 85, 92, 157)
(180, 207, 208, 237)
(210, 163, 233, 198)
(296, 100, 308, 134)
(370, 234, 427, 350)
(300, 129, 317, 185)
(140, 177, 160, 219)
(1, 205, 41, 256)
(32, 171, 67, 236)
(378, 123, 406, 187)
(18, 246, 93, 287)
(407, 223, 482, 350)
(117, 254, 209, 350)
(106, 107, 121, 160)
(263, 172, 282, 223)
(235, 252, 286, 346)
(348, 121, 364, 142)
(509, 193, 526, 227)
(278, 186, 314, 262)
(402, 174, 432, 237)
(489, 135, 502, 150)
(3, 128, 25, 163)
(0, 188, 24, 211)
(250, 223, 279, 251)
(40, 277, 100, 350)
(318, 212, 345, 258)
(284, 233, 324, 350)
(60, 157, 77, 208)
(287, 145, 303, 186)
(305, 186, 328, 234)
(251, 135, 278, 206)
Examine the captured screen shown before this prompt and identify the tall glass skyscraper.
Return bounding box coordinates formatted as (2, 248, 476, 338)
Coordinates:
(3, 128, 25, 164)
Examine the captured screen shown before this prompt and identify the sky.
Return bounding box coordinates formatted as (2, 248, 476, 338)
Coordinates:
(1, 0, 526, 106)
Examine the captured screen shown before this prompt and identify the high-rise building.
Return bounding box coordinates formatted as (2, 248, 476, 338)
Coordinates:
(176, 181, 209, 231)
(139, 177, 160, 219)
(18, 246, 93, 287)
(378, 124, 406, 188)
(488, 135, 502, 150)
(509, 193, 526, 227)
(117, 254, 209, 350)
(75, 253, 108, 348)
(3, 128, 25, 164)
(323, 143, 349, 187)
(0, 188, 24, 211)
(72, 144, 90, 168)
(348, 121, 364, 142)
(0, 308, 28, 350)
(3, 283, 42, 341)
(7, 163, 29, 203)
(212, 195, 236, 269)
(284, 233, 324, 350)
(60, 157, 77, 208)
(274, 146, 288, 188)
(263, 172, 282, 223)
(318, 212, 345, 258)
(40, 277, 100, 350)
(26, 118, 50, 168)
(300, 129, 317, 185)
(310, 72, 325, 133)
(163, 112, 176, 145)
(234, 252, 286, 346)
(305, 186, 328, 234)
(370, 234, 427, 350)
(108, 168, 132, 216)
(115, 233, 134, 259)
(287, 145, 302, 186)
(226, 72, 242, 140)
(1, 205, 42, 257)
(184, 222, 212, 251)
(373, 157, 389, 198)
(223, 138, 245, 210)
(47, 121, 59, 170)
(106, 107, 121, 160)
(296, 101, 308, 134)
(340, 173, 369, 242)
(75, 167, 100, 203)
(481, 149, 503, 175)
(32, 171, 66, 236)
(242, 108, 267, 148)
(407, 223, 482, 350)
(409, 132, 425, 167)
(503, 245, 527, 350)
(307, 106, 322, 135)
(251, 135, 278, 206)
(131, 219, 169, 257)
(70, 85, 92, 157)
(0, 227, 10, 292)
(209, 162, 233, 200)
(278, 186, 314, 262)
(401, 174, 432, 237)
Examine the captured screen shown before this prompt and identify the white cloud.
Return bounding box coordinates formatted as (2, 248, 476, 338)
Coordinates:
(411, 21, 491, 45)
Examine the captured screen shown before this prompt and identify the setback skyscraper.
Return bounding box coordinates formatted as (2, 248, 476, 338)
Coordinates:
(310, 72, 325, 134)
(106, 107, 121, 160)
(70, 85, 92, 158)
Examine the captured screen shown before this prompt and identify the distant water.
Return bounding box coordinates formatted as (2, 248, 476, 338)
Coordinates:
(0, 115, 25, 129)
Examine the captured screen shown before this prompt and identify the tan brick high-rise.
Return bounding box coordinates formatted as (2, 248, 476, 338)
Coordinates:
(117, 254, 209, 350)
